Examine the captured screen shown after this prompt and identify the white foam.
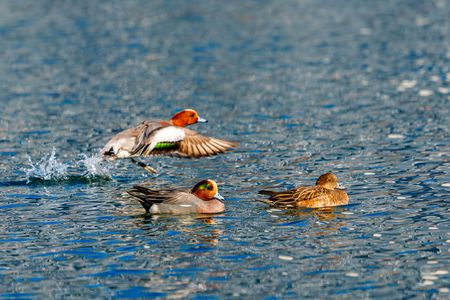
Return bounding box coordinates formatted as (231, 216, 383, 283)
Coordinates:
(24, 148, 68, 181)
(81, 153, 112, 178)
(430, 75, 440, 82)
(432, 270, 449, 275)
(419, 89, 433, 97)
(25, 149, 113, 182)
(415, 17, 430, 26)
(422, 275, 438, 280)
(278, 255, 293, 261)
(397, 80, 416, 91)
(438, 87, 449, 94)
(388, 134, 405, 139)
(359, 28, 371, 35)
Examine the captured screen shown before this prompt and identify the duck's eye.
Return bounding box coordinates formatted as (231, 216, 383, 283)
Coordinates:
(207, 185, 213, 190)
(190, 113, 195, 117)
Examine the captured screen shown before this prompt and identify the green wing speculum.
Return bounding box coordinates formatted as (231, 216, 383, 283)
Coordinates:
(154, 142, 179, 151)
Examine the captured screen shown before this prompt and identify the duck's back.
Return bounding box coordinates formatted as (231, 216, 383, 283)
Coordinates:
(264, 186, 349, 208)
(149, 192, 202, 214)
(102, 120, 167, 158)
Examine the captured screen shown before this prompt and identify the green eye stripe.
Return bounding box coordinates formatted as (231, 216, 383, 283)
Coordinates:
(196, 183, 212, 190)
(192, 181, 214, 193)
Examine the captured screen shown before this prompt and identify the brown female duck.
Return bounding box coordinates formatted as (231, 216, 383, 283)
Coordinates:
(258, 173, 349, 208)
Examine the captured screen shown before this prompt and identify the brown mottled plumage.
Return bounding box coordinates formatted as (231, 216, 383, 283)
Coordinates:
(258, 173, 349, 208)
(130, 126, 238, 159)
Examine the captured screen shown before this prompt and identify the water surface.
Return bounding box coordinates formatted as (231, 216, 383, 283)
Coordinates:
(1, 0, 449, 298)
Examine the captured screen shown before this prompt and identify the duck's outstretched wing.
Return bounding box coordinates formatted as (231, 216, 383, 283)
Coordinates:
(136, 127, 239, 158)
(175, 128, 238, 158)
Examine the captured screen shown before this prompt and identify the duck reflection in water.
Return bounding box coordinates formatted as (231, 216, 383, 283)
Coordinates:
(267, 206, 349, 231)
(135, 214, 224, 247)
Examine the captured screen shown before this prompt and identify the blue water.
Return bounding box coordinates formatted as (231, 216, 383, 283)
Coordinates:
(1, 0, 450, 298)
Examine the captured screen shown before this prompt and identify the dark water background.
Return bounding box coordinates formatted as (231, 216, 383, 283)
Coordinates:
(1, 0, 449, 298)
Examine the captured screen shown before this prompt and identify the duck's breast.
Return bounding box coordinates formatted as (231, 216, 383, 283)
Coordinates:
(333, 189, 349, 206)
(197, 200, 225, 214)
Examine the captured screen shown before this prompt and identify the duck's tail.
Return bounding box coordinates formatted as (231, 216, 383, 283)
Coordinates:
(127, 186, 159, 213)
(258, 190, 278, 196)
(257, 190, 280, 206)
(255, 198, 275, 205)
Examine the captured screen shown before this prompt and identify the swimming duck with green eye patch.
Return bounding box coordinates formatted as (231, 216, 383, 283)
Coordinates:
(258, 173, 349, 208)
(128, 179, 225, 214)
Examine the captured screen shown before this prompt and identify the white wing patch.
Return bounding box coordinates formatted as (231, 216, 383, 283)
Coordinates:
(148, 126, 185, 150)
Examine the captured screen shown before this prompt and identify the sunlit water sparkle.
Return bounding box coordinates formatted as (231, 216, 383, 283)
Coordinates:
(0, 0, 449, 299)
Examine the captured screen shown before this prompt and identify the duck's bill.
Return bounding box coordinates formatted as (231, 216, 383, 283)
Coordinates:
(101, 148, 116, 160)
(337, 183, 345, 189)
(197, 117, 208, 123)
(214, 192, 225, 202)
(101, 153, 116, 161)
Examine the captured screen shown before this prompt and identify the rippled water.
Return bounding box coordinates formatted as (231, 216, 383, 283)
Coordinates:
(1, 0, 449, 298)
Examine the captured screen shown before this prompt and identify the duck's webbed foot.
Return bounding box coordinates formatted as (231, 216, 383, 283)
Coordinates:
(130, 158, 158, 174)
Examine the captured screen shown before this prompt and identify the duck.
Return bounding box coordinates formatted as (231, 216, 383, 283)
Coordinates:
(258, 173, 349, 208)
(101, 109, 238, 173)
(127, 179, 225, 214)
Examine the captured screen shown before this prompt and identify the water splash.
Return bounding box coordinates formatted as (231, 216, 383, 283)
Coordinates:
(23, 149, 112, 184)
(25, 147, 68, 181)
(80, 153, 112, 178)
